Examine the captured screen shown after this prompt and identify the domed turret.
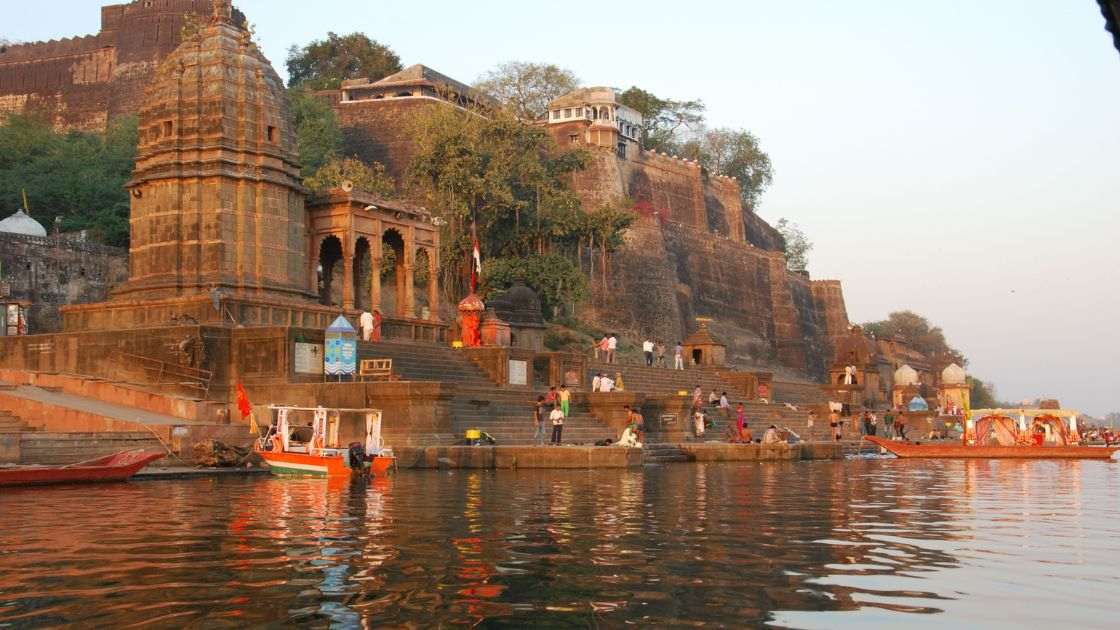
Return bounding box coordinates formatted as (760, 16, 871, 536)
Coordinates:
(114, 0, 309, 301)
(941, 363, 966, 385)
(894, 364, 918, 387)
(0, 209, 47, 237)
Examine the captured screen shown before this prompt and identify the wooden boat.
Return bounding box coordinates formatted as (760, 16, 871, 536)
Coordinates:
(0, 450, 165, 487)
(865, 435, 1119, 459)
(255, 406, 395, 478)
(865, 414, 1120, 459)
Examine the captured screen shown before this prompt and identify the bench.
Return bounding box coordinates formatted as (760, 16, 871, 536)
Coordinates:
(359, 358, 396, 382)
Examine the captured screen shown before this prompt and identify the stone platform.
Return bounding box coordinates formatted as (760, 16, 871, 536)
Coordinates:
(394, 442, 842, 469)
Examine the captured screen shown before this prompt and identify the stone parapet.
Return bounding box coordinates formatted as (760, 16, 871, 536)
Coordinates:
(395, 445, 643, 469)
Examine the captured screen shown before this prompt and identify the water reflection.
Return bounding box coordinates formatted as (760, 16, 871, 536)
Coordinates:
(0, 459, 1117, 627)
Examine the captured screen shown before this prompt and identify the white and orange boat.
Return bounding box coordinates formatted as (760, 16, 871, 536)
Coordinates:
(255, 406, 395, 478)
(866, 413, 1120, 460)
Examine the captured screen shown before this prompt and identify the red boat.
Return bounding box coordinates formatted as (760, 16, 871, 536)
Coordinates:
(865, 414, 1120, 460)
(0, 450, 166, 487)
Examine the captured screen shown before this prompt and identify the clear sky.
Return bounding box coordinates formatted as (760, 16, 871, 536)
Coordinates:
(5, 1, 1119, 415)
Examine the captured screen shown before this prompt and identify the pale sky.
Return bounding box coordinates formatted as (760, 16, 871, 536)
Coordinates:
(6, 1, 1119, 415)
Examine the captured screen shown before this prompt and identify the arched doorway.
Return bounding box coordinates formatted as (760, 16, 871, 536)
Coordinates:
(381, 229, 406, 316)
(353, 237, 372, 311)
(317, 236, 343, 307)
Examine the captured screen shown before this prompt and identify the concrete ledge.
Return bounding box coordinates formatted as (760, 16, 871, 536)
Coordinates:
(396, 445, 643, 469)
(675, 441, 842, 461)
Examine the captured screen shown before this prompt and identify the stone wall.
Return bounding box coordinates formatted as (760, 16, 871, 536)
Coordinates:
(333, 97, 446, 182)
(0, 1, 214, 131)
(0, 232, 127, 333)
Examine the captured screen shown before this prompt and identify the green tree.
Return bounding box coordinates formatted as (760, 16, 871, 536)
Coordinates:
(683, 127, 774, 212)
(286, 33, 402, 90)
(289, 88, 342, 177)
(305, 156, 396, 197)
(967, 376, 1001, 409)
(408, 106, 593, 298)
(474, 61, 580, 121)
(774, 218, 812, 272)
(863, 310, 967, 367)
(482, 254, 588, 319)
(0, 113, 137, 246)
(618, 86, 705, 153)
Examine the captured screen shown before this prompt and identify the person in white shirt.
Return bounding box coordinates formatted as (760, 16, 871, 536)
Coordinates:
(591, 373, 603, 393)
(549, 407, 565, 445)
(359, 311, 375, 342)
(674, 342, 685, 370)
(607, 335, 618, 364)
(642, 339, 654, 366)
(600, 376, 615, 393)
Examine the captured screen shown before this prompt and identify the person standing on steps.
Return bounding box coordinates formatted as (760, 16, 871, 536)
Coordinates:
(544, 386, 558, 411)
(533, 395, 546, 445)
(642, 338, 655, 367)
(558, 384, 571, 418)
(549, 405, 565, 445)
(607, 334, 618, 364)
(656, 341, 666, 367)
(674, 342, 685, 370)
(592, 372, 603, 393)
(595, 335, 609, 361)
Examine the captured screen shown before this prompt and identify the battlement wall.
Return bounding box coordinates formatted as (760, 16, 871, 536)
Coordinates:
(0, 0, 209, 130)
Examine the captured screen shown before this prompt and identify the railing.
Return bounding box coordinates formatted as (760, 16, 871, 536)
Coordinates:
(114, 350, 213, 396)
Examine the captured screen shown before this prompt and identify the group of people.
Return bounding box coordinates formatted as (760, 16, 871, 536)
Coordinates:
(595, 335, 689, 370)
(821, 405, 909, 442)
(534, 385, 572, 445)
(590, 372, 620, 393)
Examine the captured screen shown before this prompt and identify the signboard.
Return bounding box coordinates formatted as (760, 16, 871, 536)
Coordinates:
(294, 342, 323, 375)
(508, 359, 528, 386)
(324, 316, 358, 376)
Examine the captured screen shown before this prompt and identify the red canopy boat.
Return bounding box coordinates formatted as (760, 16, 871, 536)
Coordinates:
(0, 450, 166, 487)
(865, 414, 1120, 460)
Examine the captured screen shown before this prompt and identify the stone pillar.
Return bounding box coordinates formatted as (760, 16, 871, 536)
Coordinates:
(342, 239, 354, 310)
(402, 226, 416, 318)
(427, 247, 439, 321)
(309, 236, 321, 302)
(370, 254, 381, 313)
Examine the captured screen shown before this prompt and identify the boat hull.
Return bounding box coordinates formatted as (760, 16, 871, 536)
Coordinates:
(865, 436, 1120, 460)
(0, 451, 165, 487)
(258, 450, 394, 478)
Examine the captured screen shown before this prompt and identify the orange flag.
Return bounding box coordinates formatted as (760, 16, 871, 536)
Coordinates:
(236, 383, 253, 419)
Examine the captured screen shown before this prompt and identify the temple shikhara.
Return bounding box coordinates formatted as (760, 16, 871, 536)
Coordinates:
(0, 0, 955, 463)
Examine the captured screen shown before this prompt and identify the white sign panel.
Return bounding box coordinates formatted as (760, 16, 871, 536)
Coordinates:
(294, 342, 323, 375)
(508, 360, 528, 386)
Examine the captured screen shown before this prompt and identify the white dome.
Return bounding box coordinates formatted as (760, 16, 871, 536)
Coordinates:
(894, 364, 918, 386)
(0, 209, 47, 237)
(941, 363, 966, 385)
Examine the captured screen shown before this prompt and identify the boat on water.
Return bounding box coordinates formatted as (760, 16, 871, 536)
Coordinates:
(0, 450, 165, 487)
(866, 414, 1120, 460)
(255, 405, 395, 478)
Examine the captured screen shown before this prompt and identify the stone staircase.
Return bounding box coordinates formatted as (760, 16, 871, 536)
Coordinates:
(0, 408, 34, 434)
(17, 432, 166, 466)
(642, 443, 691, 463)
(358, 341, 615, 446)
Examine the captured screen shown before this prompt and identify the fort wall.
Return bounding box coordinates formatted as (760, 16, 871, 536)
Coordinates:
(0, 1, 212, 131)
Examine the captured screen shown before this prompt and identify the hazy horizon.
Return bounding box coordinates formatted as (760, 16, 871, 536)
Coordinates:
(5, 0, 1118, 416)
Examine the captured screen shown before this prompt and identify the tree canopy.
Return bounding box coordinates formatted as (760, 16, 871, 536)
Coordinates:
(683, 128, 773, 213)
(289, 88, 342, 176)
(863, 310, 966, 367)
(408, 106, 634, 315)
(304, 157, 395, 197)
(286, 33, 402, 90)
(618, 87, 705, 154)
(474, 61, 580, 121)
(0, 113, 137, 246)
(774, 218, 812, 272)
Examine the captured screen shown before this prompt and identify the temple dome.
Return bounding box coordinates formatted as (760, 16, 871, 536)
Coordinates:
(941, 363, 966, 385)
(488, 280, 545, 327)
(0, 209, 47, 237)
(894, 364, 918, 386)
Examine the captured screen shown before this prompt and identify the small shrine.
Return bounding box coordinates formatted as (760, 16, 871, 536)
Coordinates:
(486, 278, 546, 350)
(682, 318, 726, 367)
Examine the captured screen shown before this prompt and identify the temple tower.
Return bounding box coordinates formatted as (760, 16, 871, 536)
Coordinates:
(113, 0, 311, 301)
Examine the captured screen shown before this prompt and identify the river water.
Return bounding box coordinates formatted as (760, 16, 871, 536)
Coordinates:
(1, 459, 1118, 628)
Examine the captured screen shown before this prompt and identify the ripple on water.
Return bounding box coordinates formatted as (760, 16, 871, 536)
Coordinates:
(0, 461, 1118, 627)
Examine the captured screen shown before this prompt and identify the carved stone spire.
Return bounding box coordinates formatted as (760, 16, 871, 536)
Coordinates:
(211, 0, 233, 24)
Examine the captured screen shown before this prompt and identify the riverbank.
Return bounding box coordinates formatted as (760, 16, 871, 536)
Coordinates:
(394, 441, 842, 469)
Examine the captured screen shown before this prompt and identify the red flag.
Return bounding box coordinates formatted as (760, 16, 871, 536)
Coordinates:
(236, 383, 253, 419)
